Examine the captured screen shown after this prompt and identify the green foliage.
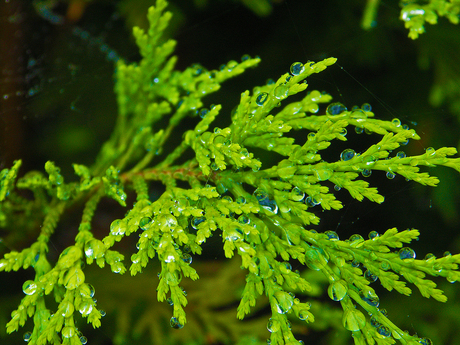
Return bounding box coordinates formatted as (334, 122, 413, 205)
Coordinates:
(362, 0, 460, 38)
(399, 0, 460, 39)
(2, 1, 460, 344)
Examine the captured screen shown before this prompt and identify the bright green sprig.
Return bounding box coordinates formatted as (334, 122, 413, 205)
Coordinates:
(0, 160, 21, 202)
(102, 166, 127, 206)
(3, 1, 460, 345)
(400, 0, 460, 39)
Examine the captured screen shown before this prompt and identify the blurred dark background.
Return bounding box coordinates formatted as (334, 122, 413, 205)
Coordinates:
(1, 0, 460, 344)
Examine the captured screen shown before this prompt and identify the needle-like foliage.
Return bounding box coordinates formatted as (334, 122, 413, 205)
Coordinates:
(1, 1, 460, 345)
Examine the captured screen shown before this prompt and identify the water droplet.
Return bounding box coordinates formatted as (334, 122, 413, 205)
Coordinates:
(190, 217, 205, 231)
(370, 315, 380, 328)
(307, 132, 316, 141)
(326, 102, 347, 115)
(165, 271, 182, 286)
(238, 214, 250, 224)
(376, 325, 391, 337)
(343, 309, 366, 331)
(281, 262, 292, 272)
(386, 172, 396, 179)
(354, 126, 364, 134)
(84, 239, 105, 259)
(325, 230, 339, 241)
(419, 338, 433, 345)
(181, 253, 192, 264)
(80, 336, 88, 344)
(361, 169, 372, 177)
(165, 254, 176, 263)
(361, 103, 372, 112)
(289, 187, 305, 201)
(23, 332, 32, 342)
(100, 310, 106, 317)
(349, 234, 364, 247)
(399, 247, 416, 260)
(266, 78, 275, 85)
(305, 195, 321, 207)
(328, 280, 348, 301)
(425, 147, 436, 156)
(314, 168, 333, 181)
(110, 219, 126, 236)
(298, 309, 310, 321)
(139, 217, 152, 231)
(340, 149, 356, 161)
(396, 151, 406, 159)
(424, 253, 436, 262)
(369, 231, 379, 239)
(334, 185, 341, 191)
(254, 190, 278, 213)
(359, 289, 379, 307)
(225, 227, 243, 242)
(267, 318, 281, 332)
(305, 246, 328, 270)
(446, 273, 456, 283)
(364, 269, 378, 282)
(61, 301, 75, 317)
(402, 124, 409, 130)
(290, 62, 304, 76)
(256, 92, 269, 106)
(234, 196, 246, 205)
(241, 54, 250, 61)
(380, 261, 390, 270)
(22, 280, 37, 295)
(79, 302, 93, 316)
(274, 85, 289, 99)
(170, 316, 184, 329)
(62, 326, 75, 338)
(273, 291, 294, 314)
(199, 108, 209, 118)
(391, 118, 401, 127)
(340, 128, 347, 136)
(210, 162, 219, 171)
